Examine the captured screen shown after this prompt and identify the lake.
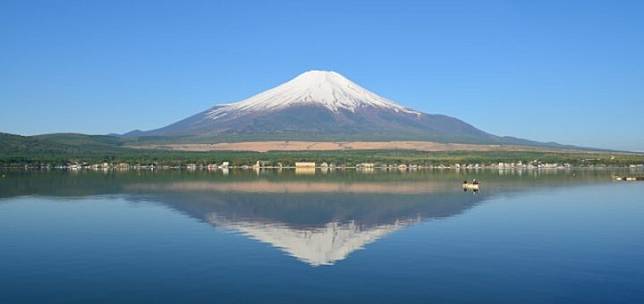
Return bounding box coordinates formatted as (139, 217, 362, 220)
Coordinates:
(1, 169, 643, 303)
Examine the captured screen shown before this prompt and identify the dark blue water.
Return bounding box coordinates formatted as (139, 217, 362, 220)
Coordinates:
(1, 170, 643, 303)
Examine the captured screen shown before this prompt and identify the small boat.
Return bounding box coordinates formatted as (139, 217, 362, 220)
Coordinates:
(463, 179, 480, 191)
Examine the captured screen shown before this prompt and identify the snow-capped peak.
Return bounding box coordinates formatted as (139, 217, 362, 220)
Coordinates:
(207, 70, 417, 120)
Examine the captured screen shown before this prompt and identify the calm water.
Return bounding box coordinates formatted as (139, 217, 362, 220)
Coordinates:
(1, 169, 643, 303)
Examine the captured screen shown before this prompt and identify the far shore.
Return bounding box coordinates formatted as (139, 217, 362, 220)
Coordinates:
(3, 163, 644, 171)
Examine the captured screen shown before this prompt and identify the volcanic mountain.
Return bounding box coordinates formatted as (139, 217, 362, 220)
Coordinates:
(129, 70, 543, 145)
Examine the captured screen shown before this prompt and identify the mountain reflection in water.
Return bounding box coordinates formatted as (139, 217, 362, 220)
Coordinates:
(0, 169, 622, 266)
(123, 177, 485, 265)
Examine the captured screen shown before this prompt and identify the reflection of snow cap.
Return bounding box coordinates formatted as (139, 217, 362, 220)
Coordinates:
(209, 214, 417, 266)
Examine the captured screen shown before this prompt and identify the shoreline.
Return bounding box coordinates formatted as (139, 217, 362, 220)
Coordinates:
(3, 163, 643, 171)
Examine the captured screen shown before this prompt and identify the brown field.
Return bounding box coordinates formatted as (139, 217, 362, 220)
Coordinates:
(126, 180, 453, 194)
(130, 141, 584, 153)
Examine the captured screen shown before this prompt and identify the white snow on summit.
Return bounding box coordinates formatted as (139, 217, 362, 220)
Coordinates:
(207, 70, 418, 120)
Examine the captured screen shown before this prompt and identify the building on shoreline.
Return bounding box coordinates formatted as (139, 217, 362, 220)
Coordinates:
(295, 162, 316, 168)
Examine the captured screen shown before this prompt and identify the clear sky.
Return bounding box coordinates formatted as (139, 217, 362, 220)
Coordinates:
(1, 0, 643, 151)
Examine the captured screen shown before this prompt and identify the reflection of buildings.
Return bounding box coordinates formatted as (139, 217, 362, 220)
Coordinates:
(294, 167, 316, 175)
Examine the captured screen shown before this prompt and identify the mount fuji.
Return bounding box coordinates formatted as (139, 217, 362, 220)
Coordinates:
(127, 70, 546, 146)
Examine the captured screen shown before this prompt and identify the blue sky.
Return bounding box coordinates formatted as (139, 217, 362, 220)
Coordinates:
(1, 0, 643, 151)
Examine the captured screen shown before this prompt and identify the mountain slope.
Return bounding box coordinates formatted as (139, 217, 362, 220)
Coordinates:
(125, 70, 546, 146)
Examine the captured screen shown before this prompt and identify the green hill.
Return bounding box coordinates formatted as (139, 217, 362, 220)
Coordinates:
(1, 133, 124, 154)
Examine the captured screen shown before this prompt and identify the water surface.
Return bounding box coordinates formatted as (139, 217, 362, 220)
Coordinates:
(1, 169, 643, 303)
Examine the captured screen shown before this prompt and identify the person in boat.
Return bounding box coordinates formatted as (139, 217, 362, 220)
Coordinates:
(472, 179, 479, 185)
